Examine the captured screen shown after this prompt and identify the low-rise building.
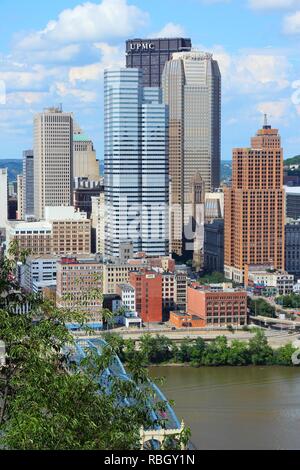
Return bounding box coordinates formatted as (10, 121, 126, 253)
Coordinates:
(56, 256, 103, 320)
(246, 265, 294, 295)
(103, 261, 138, 295)
(186, 284, 248, 327)
(20, 255, 58, 292)
(8, 206, 91, 256)
(117, 284, 136, 312)
(293, 280, 300, 294)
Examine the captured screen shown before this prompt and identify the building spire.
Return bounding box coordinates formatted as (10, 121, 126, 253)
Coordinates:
(263, 113, 271, 130)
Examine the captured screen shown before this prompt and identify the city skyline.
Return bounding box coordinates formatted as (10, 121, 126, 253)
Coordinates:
(2, 0, 300, 161)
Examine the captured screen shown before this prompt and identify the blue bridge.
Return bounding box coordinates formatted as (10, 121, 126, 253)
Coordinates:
(65, 338, 184, 449)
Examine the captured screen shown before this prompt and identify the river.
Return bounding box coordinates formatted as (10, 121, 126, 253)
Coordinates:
(149, 366, 300, 450)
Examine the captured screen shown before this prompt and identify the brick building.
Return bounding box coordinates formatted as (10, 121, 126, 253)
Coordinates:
(186, 284, 248, 327)
(129, 271, 163, 323)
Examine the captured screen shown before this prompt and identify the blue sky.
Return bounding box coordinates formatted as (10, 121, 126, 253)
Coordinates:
(1, 0, 300, 160)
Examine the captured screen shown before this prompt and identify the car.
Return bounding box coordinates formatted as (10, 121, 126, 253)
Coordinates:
(171, 327, 176, 331)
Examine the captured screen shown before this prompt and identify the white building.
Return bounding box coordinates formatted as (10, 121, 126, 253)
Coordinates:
(247, 267, 294, 295)
(44, 206, 87, 221)
(20, 255, 58, 292)
(34, 107, 73, 219)
(117, 284, 136, 312)
(293, 280, 300, 294)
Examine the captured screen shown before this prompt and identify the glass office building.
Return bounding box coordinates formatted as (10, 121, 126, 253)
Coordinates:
(285, 221, 300, 280)
(23, 150, 34, 218)
(104, 68, 169, 258)
(126, 38, 192, 87)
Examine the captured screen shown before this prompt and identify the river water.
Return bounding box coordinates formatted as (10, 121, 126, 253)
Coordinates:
(149, 366, 300, 450)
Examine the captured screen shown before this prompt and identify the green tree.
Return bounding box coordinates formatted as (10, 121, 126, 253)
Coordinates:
(198, 272, 226, 285)
(276, 294, 300, 309)
(139, 335, 173, 364)
(248, 298, 275, 318)
(248, 330, 274, 365)
(227, 340, 250, 366)
(202, 336, 229, 366)
(190, 337, 206, 366)
(172, 339, 193, 363)
(274, 343, 298, 366)
(0, 244, 188, 450)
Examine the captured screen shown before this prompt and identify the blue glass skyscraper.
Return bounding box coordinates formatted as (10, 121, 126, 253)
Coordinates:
(104, 68, 169, 258)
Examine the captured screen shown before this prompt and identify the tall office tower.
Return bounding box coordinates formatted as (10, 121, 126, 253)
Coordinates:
(23, 150, 34, 218)
(104, 68, 169, 258)
(224, 119, 285, 284)
(186, 172, 206, 271)
(162, 51, 221, 256)
(34, 107, 73, 220)
(91, 193, 106, 255)
(126, 38, 191, 87)
(17, 175, 25, 220)
(0, 169, 8, 227)
(73, 129, 100, 180)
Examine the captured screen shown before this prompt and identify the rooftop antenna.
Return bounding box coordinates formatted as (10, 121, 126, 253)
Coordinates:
(263, 113, 271, 130)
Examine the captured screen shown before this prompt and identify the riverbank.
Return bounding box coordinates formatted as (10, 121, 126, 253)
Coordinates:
(103, 330, 300, 368)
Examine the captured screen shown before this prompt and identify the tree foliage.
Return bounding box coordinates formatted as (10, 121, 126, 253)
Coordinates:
(248, 297, 276, 318)
(276, 294, 300, 309)
(0, 244, 188, 450)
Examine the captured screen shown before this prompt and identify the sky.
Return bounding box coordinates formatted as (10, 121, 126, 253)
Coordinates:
(1, 0, 300, 161)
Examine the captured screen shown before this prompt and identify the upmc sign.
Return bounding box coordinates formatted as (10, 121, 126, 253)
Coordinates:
(129, 42, 155, 51)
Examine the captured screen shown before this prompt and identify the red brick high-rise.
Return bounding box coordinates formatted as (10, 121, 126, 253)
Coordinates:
(224, 117, 285, 284)
(129, 271, 163, 323)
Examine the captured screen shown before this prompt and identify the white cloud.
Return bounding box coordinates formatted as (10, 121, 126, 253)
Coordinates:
(249, 0, 300, 9)
(7, 91, 49, 105)
(150, 22, 186, 38)
(283, 11, 300, 34)
(256, 99, 290, 121)
(17, 0, 149, 50)
(53, 82, 98, 103)
(0, 65, 62, 91)
(200, 45, 291, 94)
(69, 42, 124, 83)
(25, 45, 81, 64)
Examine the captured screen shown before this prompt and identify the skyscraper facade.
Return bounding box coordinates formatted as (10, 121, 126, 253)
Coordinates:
(17, 174, 25, 220)
(23, 150, 34, 219)
(224, 122, 285, 284)
(0, 169, 8, 227)
(73, 130, 100, 180)
(104, 68, 169, 258)
(126, 38, 191, 87)
(285, 221, 300, 280)
(162, 51, 221, 255)
(34, 107, 73, 220)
